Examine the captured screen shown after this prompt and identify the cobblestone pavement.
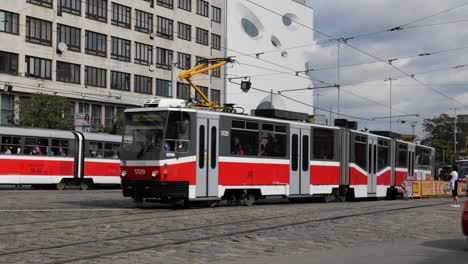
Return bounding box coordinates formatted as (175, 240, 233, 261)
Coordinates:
(0, 189, 465, 264)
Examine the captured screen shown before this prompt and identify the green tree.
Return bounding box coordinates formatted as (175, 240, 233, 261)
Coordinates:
(17, 93, 74, 130)
(423, 113, 468, 164)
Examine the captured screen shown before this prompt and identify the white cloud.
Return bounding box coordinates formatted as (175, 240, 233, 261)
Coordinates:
(305, 0, 468, 137)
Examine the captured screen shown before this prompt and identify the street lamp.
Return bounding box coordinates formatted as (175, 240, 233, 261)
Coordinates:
(449, 108, 458, 161)
(384, 78, 397, 132)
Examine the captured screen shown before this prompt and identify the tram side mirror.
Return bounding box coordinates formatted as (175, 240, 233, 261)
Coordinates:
(241, 81, 251, 93)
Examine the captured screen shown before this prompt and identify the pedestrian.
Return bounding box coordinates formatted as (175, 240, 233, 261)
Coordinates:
(449, 165, 459, 208)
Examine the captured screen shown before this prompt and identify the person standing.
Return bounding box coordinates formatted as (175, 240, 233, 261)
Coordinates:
(449, 165, 459, 208)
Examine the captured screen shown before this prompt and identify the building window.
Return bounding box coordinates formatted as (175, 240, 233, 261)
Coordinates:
(156, 79, 172, 97)
(212, 6, 221, 23)
(59, 0, 81, 16)
(111, 71, 130, 91)
(156, 47, 173, 70)
(178, 0, 191, 11)
(135, 9, 153, 34)
(91, 104, 102, 127)
(26, 17, 52, 46)
(112, 2, 131, 29)
(156, 16, 173, 39)
(134, 42, 153, 66)
(177, 52, 191, 70)
(134, 75, 153, 94)
(105, 106, 115, 127)
(57, 24, 81, 52)
(85, 31, 107, 57)
(196, 28, 209, 45)
(177, 22, 191, 41)
(211, 66, 220, 77)
(25, 56, 52, 79)
(241, 18, 259, 38)
(1, 94, 14, 125)
(56, 61, 80, 84)
(211, 89, 220, 104)
(211, 33, 221, 50)
(27, 0, 53, 8)
(177, 82, 190, 99)
(0, 51, 18, 75)
(85, 66, 106, 88)
(86, 0, 107, 23)
(79, 102, 90, 114)
(195, 86, 208, 101)
(196, 0, 209, 17)
(0, 10, 19, 35)
(111, 37, 131, 62)
(196, 56, 208, 73)
(157, 0, 173, 9)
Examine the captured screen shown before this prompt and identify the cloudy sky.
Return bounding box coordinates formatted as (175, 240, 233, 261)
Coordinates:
(303, 0, 468, 137)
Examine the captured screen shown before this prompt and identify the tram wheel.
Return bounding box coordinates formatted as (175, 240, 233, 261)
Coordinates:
(80, 182, 89, 190)
(207, 200, 219, 208)
(241, 191, 256, 206)
(56, 182, 66, 190)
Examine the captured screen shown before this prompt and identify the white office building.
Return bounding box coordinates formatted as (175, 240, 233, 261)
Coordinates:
(0, 0, 226, 128)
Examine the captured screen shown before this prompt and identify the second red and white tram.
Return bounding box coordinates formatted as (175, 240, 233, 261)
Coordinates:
(120, 100, 435, 204)
(0, 126, 121, 189)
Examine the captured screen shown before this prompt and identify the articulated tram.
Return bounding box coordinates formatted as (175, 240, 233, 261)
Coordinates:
(120, 99, 435, 205)
(0, 126, 121, 189)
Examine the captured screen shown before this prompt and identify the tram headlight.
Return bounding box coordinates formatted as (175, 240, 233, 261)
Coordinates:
(151, 170, 159, 178)
(121, 170, 128, 177)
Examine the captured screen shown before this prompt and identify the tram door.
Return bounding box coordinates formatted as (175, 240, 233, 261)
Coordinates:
(196, 115, 219, 198)
(408, 145, 415, 180)
(289, 126, 310, 195)
(367, 137, 378, 194)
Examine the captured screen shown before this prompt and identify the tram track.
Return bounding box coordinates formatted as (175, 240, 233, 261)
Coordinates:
(0, 200, 447, 262)
(44, 201, 448, 264)
(0, 199, 408, 236)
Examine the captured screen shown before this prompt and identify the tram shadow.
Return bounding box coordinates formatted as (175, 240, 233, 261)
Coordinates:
(58, 199, 177, 210)
(421, 238, 468, 252)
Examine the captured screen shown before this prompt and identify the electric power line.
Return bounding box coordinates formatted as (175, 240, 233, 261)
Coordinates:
(246, 0, 468, 108)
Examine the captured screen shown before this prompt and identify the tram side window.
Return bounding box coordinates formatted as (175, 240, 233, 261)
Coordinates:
(1, 136, 22, 155)
(353, 135, 367, 169)
(416, 147, 431, 168)
(104, 143, 120, 158)
(259, 124, 286, 157)
(24, 137, 48, 155)
(165, 111, 190, 153)
(88, 141, 103, 158)
(312, 128, 335, 160)
(377, 139, 390, 171)
(397, 144, 408, 167)
(231, 119, 259, 156)
(51, 139, 69, 157)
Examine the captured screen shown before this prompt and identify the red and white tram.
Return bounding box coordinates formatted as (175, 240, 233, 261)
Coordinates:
(120, 99, 435, 204)
(0, 126, 121, 189)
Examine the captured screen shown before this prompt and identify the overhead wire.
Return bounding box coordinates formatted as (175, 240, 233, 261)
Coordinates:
(229, 80, 374, 121)
(246, 0, 468, 108)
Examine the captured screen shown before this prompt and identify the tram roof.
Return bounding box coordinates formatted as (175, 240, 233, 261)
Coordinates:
(125, 107, 341, 130)
(81, 132, 122, 143)
(0, 126, 75, 139)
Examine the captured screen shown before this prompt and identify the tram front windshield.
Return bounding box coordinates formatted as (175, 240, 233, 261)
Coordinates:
(122, 111, 168, 160)
(122, 111, 191, 160)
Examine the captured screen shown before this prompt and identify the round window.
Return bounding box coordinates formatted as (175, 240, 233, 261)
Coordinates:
(282, 16, 292, 26)
(241, 18, 259, 38)
(271, 35, 282, 48)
